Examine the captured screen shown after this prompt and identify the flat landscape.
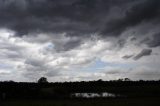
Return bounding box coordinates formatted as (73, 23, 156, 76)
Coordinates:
(0, 80, 160, 106)
(1, 98, 160, 106)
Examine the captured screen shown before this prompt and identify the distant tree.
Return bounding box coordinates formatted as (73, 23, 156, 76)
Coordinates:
(117, 78, 123, 81)
(4, 80, 15, 83)
(124, 78, 131, 81)
(38, 77, 48, 83)
(97, 79, 103, 82)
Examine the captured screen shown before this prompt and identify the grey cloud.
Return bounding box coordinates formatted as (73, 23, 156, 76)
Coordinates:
(101, 0, 160, 36)
(122, 54, 134, 59)
(105, 70, 124, 75)
(25, 58, 45, 67)
(22, 58, 60, 79)
(45, 70, 60, 77)
(63, 39, 82, 51)
(130, 68, 160, 80)
(133, 49, 152, 60)
(145, 33, 160, 48)
(118, 39, 126, 48)
(130, 37, 137, 41)
(53, 36, 83, 51)
(0, 40, 24, 61)
(22, 71, 44, 81)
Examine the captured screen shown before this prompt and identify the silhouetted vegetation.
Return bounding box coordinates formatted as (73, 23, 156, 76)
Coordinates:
(37, 77, 48, 84)
(0, 78, 160, 100)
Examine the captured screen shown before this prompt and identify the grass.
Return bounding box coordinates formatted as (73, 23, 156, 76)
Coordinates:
(0, 97, 160, 106)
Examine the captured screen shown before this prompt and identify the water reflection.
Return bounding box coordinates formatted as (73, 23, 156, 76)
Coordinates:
(71, 92, 122, 98)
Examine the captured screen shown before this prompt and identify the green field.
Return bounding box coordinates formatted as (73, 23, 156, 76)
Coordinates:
(1, 98, 160, 106)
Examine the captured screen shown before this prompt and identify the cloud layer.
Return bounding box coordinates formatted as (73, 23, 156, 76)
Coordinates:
(0, 0, 160, 81)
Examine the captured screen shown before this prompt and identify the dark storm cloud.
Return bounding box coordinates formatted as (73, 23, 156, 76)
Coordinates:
(0, 0, 111, 36)
(0, 0, 141, 37)
(133, 49, 152, 60)
(101, 0, 160, 36)
(0, 0, 124, 51)
(0, 0, 160, 51)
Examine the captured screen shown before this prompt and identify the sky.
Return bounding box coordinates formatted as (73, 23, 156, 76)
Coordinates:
(0, 0, 160, 82)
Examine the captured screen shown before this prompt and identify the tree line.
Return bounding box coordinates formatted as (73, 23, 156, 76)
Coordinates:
(0, 77, 160, 100)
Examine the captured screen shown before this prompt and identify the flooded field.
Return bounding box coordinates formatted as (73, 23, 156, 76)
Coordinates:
(71, 92, 123, 98)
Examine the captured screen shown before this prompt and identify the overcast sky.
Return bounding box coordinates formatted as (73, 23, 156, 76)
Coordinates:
(0, 0, 160, 82)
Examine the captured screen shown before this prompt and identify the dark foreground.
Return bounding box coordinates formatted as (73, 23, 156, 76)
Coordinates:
(0, 80, 160, 105)
(1, 98, 160, 106)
